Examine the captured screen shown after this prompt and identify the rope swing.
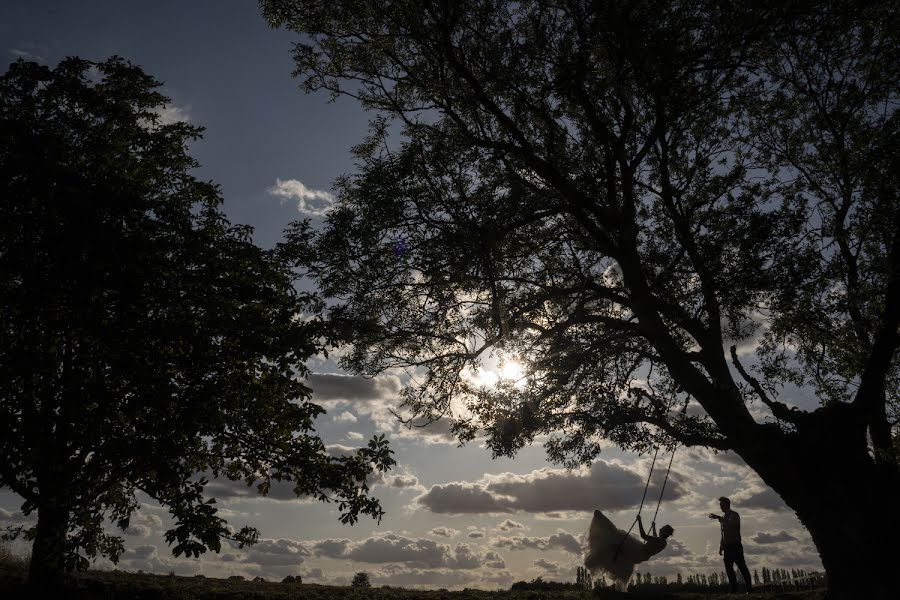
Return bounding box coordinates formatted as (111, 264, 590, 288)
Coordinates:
(613, 442, 678, 560)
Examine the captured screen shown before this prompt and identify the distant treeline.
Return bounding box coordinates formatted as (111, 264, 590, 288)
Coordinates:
(629, 567, 823, 590)
(511, 567, 826, 593)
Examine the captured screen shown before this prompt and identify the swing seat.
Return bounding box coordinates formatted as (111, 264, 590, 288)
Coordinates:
(584, 510, 651, 588)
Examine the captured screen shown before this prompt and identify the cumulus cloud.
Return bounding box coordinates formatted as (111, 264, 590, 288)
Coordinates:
(239, 538, 311, 567)
(268, 178, 335, 217)
(311, 538, 350, 558)
(731, 485, 790, 512)
(124, 523, 152, 537)
(497, 519, 526, 532)
(345, 536, 449, 568)
(534, 558, 560, 573)
(122, 511, 163, 537)
(305, 534, 492, 570)
(346, 431, 364, 441)
(325, 443, 358, 456)
(385, 474, 423, 490)
(333, 411, 358, 424)
(491, 530, 581, 555)
(752, 531, 798, 544)
(483, 551, 506, 569)
(467, 528, 486, 539)
(416, 460, 687, 515)
(430, 527, 460, 538)
(415, 482, 514, 514)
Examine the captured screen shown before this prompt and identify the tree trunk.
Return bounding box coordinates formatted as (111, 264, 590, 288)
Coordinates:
(739, 423, 900, 600)
(27, 503, 69, 588)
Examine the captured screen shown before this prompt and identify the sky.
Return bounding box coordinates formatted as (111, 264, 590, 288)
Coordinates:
(0, 0, 823, 589)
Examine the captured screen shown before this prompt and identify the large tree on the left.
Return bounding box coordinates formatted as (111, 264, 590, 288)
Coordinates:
(0, 57, 394, 585)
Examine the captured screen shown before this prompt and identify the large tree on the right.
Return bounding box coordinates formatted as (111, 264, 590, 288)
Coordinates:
(262, 2, 899, 597)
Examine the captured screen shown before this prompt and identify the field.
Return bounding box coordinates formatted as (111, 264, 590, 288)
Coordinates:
(0, 564, 826, 600)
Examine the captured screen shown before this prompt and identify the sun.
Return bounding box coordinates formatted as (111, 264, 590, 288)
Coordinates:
(465, 354, 527, 389)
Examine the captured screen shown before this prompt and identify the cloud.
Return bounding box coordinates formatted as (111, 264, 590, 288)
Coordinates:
(415, 482, 514, 514)
(385, 474, 423, 490)
(430, 527, 459, 538)
(333, 411, 358, 424)
(497, 519, 526, 532)
(325, 443, 358, 456)
(483, 551, 506, 569)
(415, 460, 688, 514)
(346, 431, 364, 441)
(311, 539, 350, 558)
(534, 558, 560, 573)
(150, 104, 191, 126)
(122, 511, 163, 537)
(124, 524, 152, 537)
(307, 372, 459, 444)
(306, 373, 401, 403)
(344, 536, 449, 568)
(124, 545, 158, 560)
(491, 530, 582, 555)
(239, 538, 311, 566)
(657, 538, 693, 558)
(302, 567, 325, 581)
(752, 531, 798, 544)
(268, 178, 335, 217)
(8, 48, 45, 63)
(0, 508, 33, 522)
(467, 528, 486, 539)
(204, 476, 305, 503)
(306, 534, 491, 570)
(731, 485, 790, 512)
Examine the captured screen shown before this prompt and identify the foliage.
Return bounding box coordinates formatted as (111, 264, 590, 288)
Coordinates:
(351, 571, 372, 588)
(260, 0, 898, 459)
(259, 3, 898, 595)
(0, 57, 394, 579)
(510, 576, 581, 592)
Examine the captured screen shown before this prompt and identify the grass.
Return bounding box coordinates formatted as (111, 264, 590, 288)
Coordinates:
(0, 562, 827, 600)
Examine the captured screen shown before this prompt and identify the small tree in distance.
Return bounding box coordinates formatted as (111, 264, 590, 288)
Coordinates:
(0, 57, 394, 586)
(351, 571, 371, 588)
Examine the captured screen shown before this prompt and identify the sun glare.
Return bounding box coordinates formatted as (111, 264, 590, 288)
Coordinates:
(465, 355, 527, 390)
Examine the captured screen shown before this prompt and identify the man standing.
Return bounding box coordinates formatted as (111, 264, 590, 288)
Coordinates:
(709, 497, 753, 593)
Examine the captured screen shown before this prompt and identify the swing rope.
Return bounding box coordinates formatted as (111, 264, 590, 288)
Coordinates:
(612, 442, 677, 560)
(648, 443, 677, 532)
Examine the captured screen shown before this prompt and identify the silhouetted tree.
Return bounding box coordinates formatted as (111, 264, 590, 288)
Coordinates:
(351, 572, 371, 588)
(0, 57, 394, 586)
(261, 2, 899, 597)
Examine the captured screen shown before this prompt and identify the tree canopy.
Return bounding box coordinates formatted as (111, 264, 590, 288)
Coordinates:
(262, 1, 898, 597)
(0, 56, 393, 583)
